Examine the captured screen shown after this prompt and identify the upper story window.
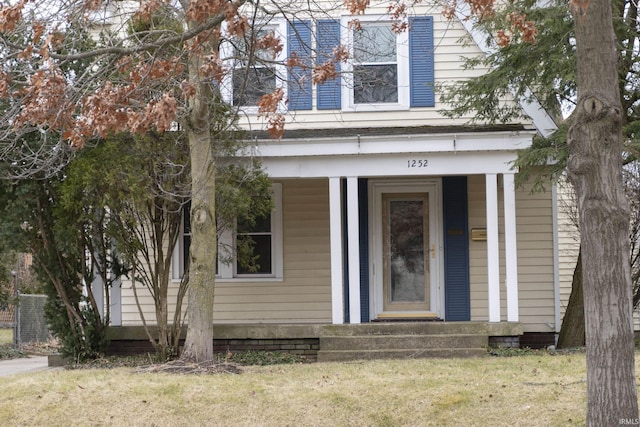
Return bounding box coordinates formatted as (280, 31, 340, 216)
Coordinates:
(317, 15, 434, 112)
(341, 17, 409, 111)
(220, 16, 434, 113)
(352, 23, 400, 104)
(221, 22, 287, 113)
(232, 28, 278, 107)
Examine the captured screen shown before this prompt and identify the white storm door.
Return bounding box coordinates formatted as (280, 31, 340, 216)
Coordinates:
(371, 180, 442, 318)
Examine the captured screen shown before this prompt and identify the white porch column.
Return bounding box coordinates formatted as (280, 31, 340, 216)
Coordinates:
(486, 173, 501, 322)
(329, 177, 344, 324)
(91, 274, 104, 319)
(110, 276, 122, 326)
(503, 173, 519, 322)
(346, 177, 361, 323)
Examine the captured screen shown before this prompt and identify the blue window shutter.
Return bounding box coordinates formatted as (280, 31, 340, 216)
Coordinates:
(287, 21, 312, 110)
(409, 16, 435, 107)
(443, 176, 470, 321)
(316, 19, 341, 110)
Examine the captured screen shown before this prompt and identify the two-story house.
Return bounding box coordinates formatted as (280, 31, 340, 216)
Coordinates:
(108, 2, 564, 358)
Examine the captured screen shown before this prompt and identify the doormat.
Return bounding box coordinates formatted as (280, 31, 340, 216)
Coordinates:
(371, 318, 444, 322)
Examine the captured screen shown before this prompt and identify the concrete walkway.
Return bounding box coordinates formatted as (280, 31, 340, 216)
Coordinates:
(0, 356, 55, 377)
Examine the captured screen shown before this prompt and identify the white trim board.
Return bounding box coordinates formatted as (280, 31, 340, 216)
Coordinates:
(248, 130, 535, 158)
(260, 151, 519, 179)
(368, 179, 444, 320)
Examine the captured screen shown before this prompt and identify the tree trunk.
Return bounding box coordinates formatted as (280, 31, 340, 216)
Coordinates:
(180, 122, 216, 362)
(179, 15, 217, 362)
(567, 0, 638, 422)
(557, 247, 585, 348)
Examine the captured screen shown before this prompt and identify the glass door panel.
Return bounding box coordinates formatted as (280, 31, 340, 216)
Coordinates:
(382, 193, 430, 312)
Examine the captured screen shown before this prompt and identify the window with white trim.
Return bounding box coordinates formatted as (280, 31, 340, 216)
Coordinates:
(220, 17, 433, 112)
(235, 211, 273, 275)
(353, 23, 399, 104)
(182, 201, 191, 276)
(316, 16, 434, 111)
(232, 28, 276, 107)
(172, 184, 283, 281)
(341, 16, 410, 111)
(220, 21, 287, 112)
(171, 201, 191, 280)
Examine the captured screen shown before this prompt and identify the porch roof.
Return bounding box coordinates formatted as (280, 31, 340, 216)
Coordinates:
(244, 124, 530, 141)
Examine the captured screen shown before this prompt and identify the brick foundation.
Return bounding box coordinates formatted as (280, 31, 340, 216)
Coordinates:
(518, 332, 556, 349)
(489, 332, 557, 350)
(213, 338, 319, 356)
(107, 339, 155, 356)
(488, 335, 520, 349)
(107, 338, 320, 359)
(105, 324, 554, 359)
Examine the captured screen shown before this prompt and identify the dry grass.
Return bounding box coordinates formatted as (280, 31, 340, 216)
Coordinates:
(0, 328, 12, 345)
(0, 351, 601, 426)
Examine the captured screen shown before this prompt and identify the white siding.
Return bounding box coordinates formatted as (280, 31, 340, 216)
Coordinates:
(110, 0, 545, 330)
(120, 176, 556, 332)
(556, 179, 580, 323)
(236, 8, 525, 132)
(121, 179, 333, 326)
(556, 178, 640, 331)
(212, 179, 332, 323)
(468, 175, 556, 332)
(515, 183, 556, 332)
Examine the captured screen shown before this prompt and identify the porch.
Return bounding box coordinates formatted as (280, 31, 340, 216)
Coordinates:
(109, 129, 560, 341)
(106, 322, 529, 361)
(251, 129, 544, 327)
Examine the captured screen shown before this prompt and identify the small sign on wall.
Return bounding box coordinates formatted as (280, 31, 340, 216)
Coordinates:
(471, 228, 487, 241)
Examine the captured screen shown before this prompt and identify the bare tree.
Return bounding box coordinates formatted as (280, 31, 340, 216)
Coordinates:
(625, 163, 640, 308)
(565, 0, 639, 420)
(0, 0, 339, 362)
(69, 133, 191, 361)
(406, 0, 639, 418)
(558, 165, 640, 350)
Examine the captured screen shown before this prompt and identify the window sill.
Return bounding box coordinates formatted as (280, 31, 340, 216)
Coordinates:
(171, 277, 285, 284)
(216, 277, 285, 283)
(343, 103, 410, 113)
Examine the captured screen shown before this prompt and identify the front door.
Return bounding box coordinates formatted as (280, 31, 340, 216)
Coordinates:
(382, 194, 430, 312)
(371, 181, 441, 318)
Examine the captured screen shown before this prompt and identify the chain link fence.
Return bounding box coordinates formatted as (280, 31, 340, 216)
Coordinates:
(16, 295, 50, 345)
(0, 299, 15, 345)
(0, 294, 50, 346)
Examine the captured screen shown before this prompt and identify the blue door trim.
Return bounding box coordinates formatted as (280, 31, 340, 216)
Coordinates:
(442, 176, 471, 321)
(358, 178, 369, 322)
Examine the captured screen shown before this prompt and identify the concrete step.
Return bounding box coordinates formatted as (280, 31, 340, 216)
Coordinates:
(317, 347, 487, 362)
(319, 334, 488, 351)
(321, 322, 489, 337)
(317, 323, 491, 362)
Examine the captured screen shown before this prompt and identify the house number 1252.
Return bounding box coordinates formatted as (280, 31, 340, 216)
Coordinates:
(407, 159, 429, 168)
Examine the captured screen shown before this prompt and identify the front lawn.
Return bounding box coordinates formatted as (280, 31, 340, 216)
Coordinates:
(0, 351, 598, 426)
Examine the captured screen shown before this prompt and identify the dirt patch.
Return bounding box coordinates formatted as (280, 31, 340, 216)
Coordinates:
(21, 339, 60, 356)
(135, 359, 242, 375)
